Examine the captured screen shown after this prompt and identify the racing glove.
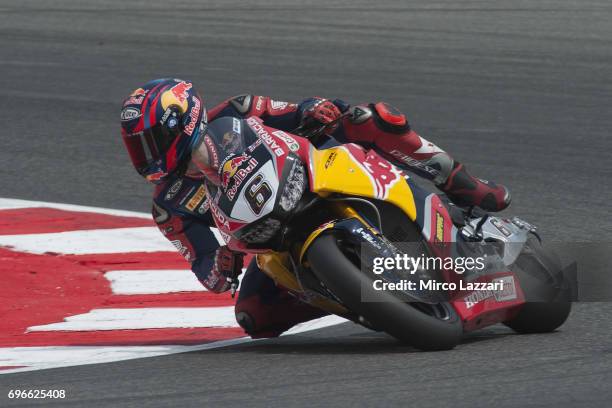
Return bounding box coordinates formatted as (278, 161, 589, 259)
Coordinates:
(207, 245, 244, 293)
(299, 98, 343, 135)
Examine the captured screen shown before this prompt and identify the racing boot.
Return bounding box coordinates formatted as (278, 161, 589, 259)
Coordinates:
(437, 162, 511, 212)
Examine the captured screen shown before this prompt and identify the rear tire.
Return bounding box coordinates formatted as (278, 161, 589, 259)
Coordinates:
(307, 234, 463, 351)
(504, 236, 572, 333)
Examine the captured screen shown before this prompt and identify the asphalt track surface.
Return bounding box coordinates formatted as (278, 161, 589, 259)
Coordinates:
(1, 0, 611, 407)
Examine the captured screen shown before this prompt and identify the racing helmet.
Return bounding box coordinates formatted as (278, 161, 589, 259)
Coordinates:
(120, 78, 207, 184)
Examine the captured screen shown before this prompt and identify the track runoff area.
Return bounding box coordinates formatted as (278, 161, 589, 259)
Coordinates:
(0, 198, 345, 374)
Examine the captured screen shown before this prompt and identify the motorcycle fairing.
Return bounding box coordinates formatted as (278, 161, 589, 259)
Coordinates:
(308, 144, 418, 222)
(305, 143, 528, 327)
(205, 118, 304, 239)
(205, 117, 531, 331)
(307, 142, 456, 246)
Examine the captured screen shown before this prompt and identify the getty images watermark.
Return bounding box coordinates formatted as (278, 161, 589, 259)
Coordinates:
(371, 254, 506, 292)
(363, 242, 612, 303)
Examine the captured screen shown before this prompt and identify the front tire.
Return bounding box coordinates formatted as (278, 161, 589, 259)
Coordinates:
(307, 234, 463, 351)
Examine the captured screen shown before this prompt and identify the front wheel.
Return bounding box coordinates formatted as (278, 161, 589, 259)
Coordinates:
(307, 234, 463, 351)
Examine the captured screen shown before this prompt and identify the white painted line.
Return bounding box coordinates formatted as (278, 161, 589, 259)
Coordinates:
(0, 197, 226, 244)
(0, 198, 150, 218)
(104, 269, 244, 294)
(105, 269, 206, 294)
(0, 227, 176, 254)
(282, 314, 347, 336)
(1, 315, 348, 374)
(27, 307, 239, 331)
(0, 346, 188, 372)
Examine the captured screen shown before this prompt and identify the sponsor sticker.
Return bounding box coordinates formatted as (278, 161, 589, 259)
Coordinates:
(120, 107, 141, 121)
(247, 138, 263, 153)
(204, 136, 219, 168)
(221, 154, 249, 188)
(463, 276, 518, 308)
(170, 239, 192, 262)
(160, 107, 174, 125)
(146, 170, 167, 182)
(183, 96, 201, 136)
(197, 199, 210, 214)
(270, 100, 288, 110)
(123, 88, 148, 106)
(232, 117, 241, 133)
(164, 179, 183, 201)
(247, 117, 284, 157)
(491, 218, 513, 237)
(170, 81, 192, 104)
(272, 130, 300, 152)
(464, 290, 492, 309)
(178, 186, 195, 205)
(209, 201, 230, 230)
(492, 275, 517, 302)
(435, 212, 445, 242)
(325, 151, 337, 169)
(361, 153, 403, 200)
(389, 149, 439, 179)
(221, 155, 259, 201)
(185, 185, 206, 211)
(355, 227, 382, 250)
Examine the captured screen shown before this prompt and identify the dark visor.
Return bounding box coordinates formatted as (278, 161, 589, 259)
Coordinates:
(123, 125, 178, 171)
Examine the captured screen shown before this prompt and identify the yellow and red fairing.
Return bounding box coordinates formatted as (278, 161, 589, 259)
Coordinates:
(307, 143, 417, 222)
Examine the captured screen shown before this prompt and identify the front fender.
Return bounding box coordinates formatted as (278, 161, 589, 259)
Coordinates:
(299, 217, 389, 264)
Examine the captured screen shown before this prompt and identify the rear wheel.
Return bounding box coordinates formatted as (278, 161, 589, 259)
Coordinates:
(504, 236, 572, 333)
(307, 234, 463, 351)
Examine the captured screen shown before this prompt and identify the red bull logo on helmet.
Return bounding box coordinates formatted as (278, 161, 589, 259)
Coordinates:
(183, 96, 201, 136)
(161, 80, 193, 113)
(131, 88, 147, 97)
(123, 87, 148, 106)
(171, 81, 192, 103)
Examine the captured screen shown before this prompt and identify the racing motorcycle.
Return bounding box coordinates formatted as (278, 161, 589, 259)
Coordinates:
(205, 115, 573, 351)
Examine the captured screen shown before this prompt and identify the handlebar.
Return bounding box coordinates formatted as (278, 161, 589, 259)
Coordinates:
(292, 112, 351, 141)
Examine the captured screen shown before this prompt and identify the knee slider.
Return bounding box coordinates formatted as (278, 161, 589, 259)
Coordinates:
(372, 102, 410, 134)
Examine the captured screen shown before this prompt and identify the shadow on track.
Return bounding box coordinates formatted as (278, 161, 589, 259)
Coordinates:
(196, 323, 516, 355)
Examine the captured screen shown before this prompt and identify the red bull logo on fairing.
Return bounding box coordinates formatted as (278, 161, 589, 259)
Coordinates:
(220, 154, 259, 199)
(221, 154, 249, 188)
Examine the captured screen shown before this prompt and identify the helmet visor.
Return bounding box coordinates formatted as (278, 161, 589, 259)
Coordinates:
(122, 125, 178, 173)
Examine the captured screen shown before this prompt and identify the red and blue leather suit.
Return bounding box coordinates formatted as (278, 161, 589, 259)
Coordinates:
(152, 95, 511, 338)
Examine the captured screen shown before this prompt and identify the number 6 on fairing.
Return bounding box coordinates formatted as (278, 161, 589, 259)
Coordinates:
(245, 174, 272, 215)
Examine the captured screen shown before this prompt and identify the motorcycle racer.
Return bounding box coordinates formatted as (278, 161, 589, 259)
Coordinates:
(120, 78, 511, 338)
